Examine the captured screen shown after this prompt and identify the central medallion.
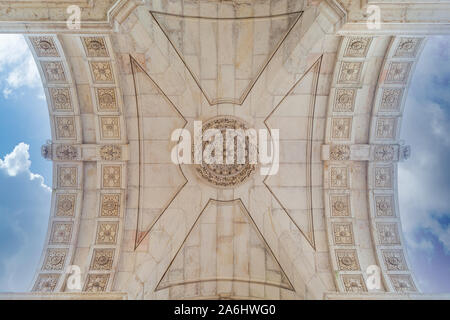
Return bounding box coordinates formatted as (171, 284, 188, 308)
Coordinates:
(195, 116, 256, 188)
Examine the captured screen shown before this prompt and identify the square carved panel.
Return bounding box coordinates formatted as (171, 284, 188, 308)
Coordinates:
(330, 194, 351, 217)
(49, 88, 73, 111)
(84, 274, 110, 292)
(56, 194, 76, 217)
(41, 61, 66, 83)
(50, 222, 73, 244)
(82, 37, 109, 57)
(42, 248, 68, 271)
(100, 116, 121, 140)
(332, 222, 354, 245)
(90, 61, 114, 83)
(331, 117, 352, 140)
(58, 166, 78, 188)
(336, 249, 360, 271)
(30, 36, 59, 57)
(344, 37, 372, 58)
(55, 116, 76, 140)
(330, 167, 349, 189)
(341, 274, 367, 293)
(100, 194, 121, 217)
(334, 89, 356, 112)
(338, 62, 362, 84)
(96, 222, 119, 244)
(96, 88, 118, 111)
(102, 166, 122, 189)
(90, 248, 115, 271)
(377, 222, 401, 245)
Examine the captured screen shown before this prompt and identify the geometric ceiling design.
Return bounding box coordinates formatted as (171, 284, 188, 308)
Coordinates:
(151, 11, 302, 105)
(156, 199, 294, 294)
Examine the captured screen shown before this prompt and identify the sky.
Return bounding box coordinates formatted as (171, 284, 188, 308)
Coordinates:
(0, 34, 448, 294)
(0, 34, 52, 292)
(399, 36, 450, 293)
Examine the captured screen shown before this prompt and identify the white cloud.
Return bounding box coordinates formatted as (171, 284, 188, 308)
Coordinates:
(399, 36, 450, 254)
(0, 143, 51, 192)
(0, 34, 41, 99)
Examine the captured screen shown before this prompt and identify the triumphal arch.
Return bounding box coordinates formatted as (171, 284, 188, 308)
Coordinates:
(1, 0, 449, 300)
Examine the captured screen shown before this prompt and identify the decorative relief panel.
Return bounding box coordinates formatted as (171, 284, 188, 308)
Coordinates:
(102, 165, 121, 189)
(90, 248, 115, 271)
(374, 145, 396, 162)
(330, 167, 349, 189)
(100, 117, 120, 140)
(341, 274, 367, 293)
(42, 248, 68, 271)
(375, 195, 395, 217)
(82, 37, 109, 57)
(96, 88, 118, 111)
(380, 88, 403, 111)
(50, 222, 73, 244)
(334, 88, 356, 112)
(58, 166, 78, 188)
(90, 61, 114, 83)
(394, 38, 423, 58)
(344, 37, 372, 57)
(331, 117, 352, 140)
(330, 194, 351, 217)
(96, 222, 119, 244)
(374, 166, 393, 189)
(338, 62, 362, 84)
(56, 194, 76, 217)
(55, 145, 79, 161)
(30, 36, 59, 57)
(49, 88, 72, 111)
(41, 61, 66, 83)
(55, 116, 76, 140)
(100, 145, 122, 161)
(32, 274, 60, 292)
(389, 274, 417, 293)
(333, 222, 354, 245)
(382, 249, 408, 271)
(336, 249, 360, 271)
(84, 274, 109, 292)
(330, 145, 350, 161)
(100, 194, 120, 217)
(385, 62, 412, 84)
(376, 117, 397, 140)
(377, 223, 401, 245)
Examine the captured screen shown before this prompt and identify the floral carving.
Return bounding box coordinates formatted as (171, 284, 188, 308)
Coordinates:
(42, 248, 68, 271)
(96, 222, 119, 244)
(96, 88, 117, 111)
(100, 145, 122, 161)
(333, 222, 354, 245)
(336, 249, 360, 271)
(380, 88, 403, 111)
(376, 118, 396, 139)
(90, 249, 115, 271)
(338, 62, 362, 84)
(83, 37, 109, 57)
(374, 145, 395, 162)
(375, 195, 395, 217)
(101, 194, 121, 217)
(102, 166, 121, 188)
(386, 62, 411, 84)
(100, 117, 121, 140)
(382, 250, 407, 271)
(55, 116, 76, 140)
(375, 166, 392, 189)
(30, 36, 59, 57)
(331, 117, 352, 140)
(377, 223, 400, 245)
(42, 61, 66, 83)
(330, 145, 350, 161)
(394, 38, 423, 58)
(32, 274, 60, 292)
(55, 145, 79, 161)
(389, 275, 417, 293)
(58, 166, 77, 188)
(90, 61, 114, 83)
(49, 88, 72, 111)
(84, 274, 110, 292)
(334, 89, 356, 112)
(50, 222, 73, 244)
(330, 167, 349, 188)
(330, 194, 350, 217)
(344, 37, 372, 57)
(56, 194, 76, 217)
(341, 274, 367, 293)
(195, 117, 256, 188)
